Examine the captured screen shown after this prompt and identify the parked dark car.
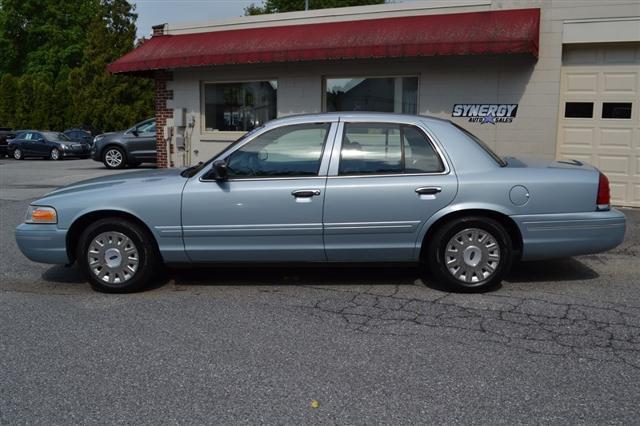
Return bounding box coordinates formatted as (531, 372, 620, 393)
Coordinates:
(63, 128, 93, 145)
(9, 131, 91, 160)
(91, 118, 156, 169)
(0, 127, 16, 157)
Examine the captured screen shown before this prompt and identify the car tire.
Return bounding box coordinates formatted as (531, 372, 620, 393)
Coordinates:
(50, 148, 61, 161)
(13, 148, 23, 160)
(103, 146, 126, 169)
(425, 216, 513, 293)
(76, 218, 160, 293)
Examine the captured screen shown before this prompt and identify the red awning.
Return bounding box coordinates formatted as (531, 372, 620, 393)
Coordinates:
(108, 8, 539, 74)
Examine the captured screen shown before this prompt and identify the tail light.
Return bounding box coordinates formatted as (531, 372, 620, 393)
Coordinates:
(596, 172, 610, 210)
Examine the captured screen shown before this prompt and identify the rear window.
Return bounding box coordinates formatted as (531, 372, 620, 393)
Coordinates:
(452, 123, 506, 167)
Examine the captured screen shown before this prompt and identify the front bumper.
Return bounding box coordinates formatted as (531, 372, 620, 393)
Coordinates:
(15, 224, 69, 264)
(512, 209, 626, 261)
(61, 146, 90, 158)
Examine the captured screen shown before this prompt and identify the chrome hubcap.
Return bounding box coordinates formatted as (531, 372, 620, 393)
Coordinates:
(105, 149, 122, 167)
(445, 228, 501, 284)
(51, 149, 59, 160)
(14, 149, 21, 159)
(87, 231, 139, 285)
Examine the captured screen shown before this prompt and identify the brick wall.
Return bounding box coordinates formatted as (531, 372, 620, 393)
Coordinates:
(154, 70, 173, 168)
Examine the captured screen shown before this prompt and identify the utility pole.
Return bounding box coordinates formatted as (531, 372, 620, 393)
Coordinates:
(305, 0, 309, 11)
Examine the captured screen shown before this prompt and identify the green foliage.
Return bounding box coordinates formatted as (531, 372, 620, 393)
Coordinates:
(245, 0, 386, 15)
(0, 0, 153, 133)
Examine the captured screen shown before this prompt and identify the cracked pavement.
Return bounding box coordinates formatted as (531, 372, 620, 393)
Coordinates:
(1, 158, 640, 424)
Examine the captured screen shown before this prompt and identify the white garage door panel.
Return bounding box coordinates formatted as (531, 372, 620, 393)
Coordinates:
(557, 44, 640, 207)
(562, 127, 594, 146)
(600, 128, 633, 148)
(603, 73, 637, 93)
(565, 73, 598, 94)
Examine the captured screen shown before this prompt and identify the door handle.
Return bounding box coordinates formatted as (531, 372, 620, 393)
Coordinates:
(292, 189, 321, 198)
(415, 187, 442, 195)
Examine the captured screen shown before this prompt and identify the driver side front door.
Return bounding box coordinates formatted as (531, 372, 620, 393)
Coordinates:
(181, 121, 338, 262)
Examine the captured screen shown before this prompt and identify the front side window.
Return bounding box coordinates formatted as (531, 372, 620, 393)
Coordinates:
(136, 121, 156, 134)
(204, 81, 278, 132)
(339, 123, 444, 175)
(325, 76, 418, 114)
(226, 123, 330, 178)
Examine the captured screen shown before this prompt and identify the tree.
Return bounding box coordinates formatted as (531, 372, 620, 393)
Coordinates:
(0, 0, 153, 132)
(245, 0, 386, 15)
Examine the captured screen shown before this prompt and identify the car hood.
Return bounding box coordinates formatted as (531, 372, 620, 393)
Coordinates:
(504, 156, 597, 172)
(37, 168, 187, 201)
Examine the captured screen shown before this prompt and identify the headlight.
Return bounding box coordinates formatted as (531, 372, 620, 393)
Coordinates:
(25, 206, 57, 224)
(93, 135, 104, 144)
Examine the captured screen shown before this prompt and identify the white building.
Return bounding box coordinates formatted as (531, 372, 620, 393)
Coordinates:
(110, 0, 640, 207)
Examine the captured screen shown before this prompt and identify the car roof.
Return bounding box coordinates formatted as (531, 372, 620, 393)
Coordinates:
(263, 112, 451, 128)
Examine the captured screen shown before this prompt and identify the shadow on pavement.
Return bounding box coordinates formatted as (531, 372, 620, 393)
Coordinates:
(41, 257, 599, 292)
(506, 258, 599, 283)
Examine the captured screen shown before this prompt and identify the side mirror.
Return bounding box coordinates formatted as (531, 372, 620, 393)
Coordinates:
(131, 129, 139, 137)
(211, 160, 228, 181)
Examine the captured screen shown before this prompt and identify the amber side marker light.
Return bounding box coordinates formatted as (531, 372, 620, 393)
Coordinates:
(26, 206, 58, 224)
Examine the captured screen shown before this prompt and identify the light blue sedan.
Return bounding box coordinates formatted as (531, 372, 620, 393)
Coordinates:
(15, 113, 626, 293)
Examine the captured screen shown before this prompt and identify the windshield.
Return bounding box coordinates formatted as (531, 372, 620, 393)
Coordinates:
(180, 125, 265, 178)
(452, 123, 507, 167)
(43, 132, 71, 142)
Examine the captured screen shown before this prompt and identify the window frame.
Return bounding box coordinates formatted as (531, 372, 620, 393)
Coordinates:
(328, 119, 449, 178)
(199, 120, 339, 182)
(200, 78, 279, 138)
(322, 74, 420, 114)
(601, 102, 633, 120)
(563, 101, 594, 119)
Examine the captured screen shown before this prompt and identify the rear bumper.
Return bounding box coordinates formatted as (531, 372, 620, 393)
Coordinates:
(15, 224, 70, 264)
(512, 209, 626, 261)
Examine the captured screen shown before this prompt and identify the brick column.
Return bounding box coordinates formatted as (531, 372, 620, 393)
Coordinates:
(154, 70, 173, 168)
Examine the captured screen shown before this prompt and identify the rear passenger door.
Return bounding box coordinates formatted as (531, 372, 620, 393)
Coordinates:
(323, 119, 458, 262)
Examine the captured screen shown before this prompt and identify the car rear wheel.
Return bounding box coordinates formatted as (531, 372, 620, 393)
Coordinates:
(426, 216, 513, 292)
(13, 148, 23, 160)
(50, 148, 61, 161)
(77, 218, 160, 293)
(103, 147, 126, 169)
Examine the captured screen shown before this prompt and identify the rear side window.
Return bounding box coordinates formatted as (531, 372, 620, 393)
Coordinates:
(339, 123, 444, 175)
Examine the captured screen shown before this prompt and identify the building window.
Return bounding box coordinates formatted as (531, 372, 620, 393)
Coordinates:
(602, 102, 632, 119)
(564, 102, 593, 118)
(204, 81, 277, 132)
(325, 76, 418, 114)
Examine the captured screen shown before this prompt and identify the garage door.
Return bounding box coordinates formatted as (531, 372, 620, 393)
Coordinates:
(556, 44, 640, 207)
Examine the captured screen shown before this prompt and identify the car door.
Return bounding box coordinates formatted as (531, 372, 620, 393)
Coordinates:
(32, 132, 51, 157)
(16, 132, 33, 155)
(323, 119, 458, 262)
(181, 121, 338, 262)
(125, 120, 156, 161)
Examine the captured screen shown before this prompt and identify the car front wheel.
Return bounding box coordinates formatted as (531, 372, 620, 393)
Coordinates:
(426, 216, 513, 292)
(50, 148, 61, 160)
(13, 148, 23, 160)
(103, 147, 126, 169)
(77, 218, 160, 293)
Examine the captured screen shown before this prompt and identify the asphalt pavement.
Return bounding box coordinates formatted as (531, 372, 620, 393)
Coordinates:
(1, 158, 639, 424)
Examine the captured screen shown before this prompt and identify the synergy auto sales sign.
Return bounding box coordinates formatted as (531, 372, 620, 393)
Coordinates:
(452, 104, 518, 124)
